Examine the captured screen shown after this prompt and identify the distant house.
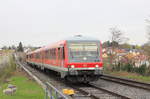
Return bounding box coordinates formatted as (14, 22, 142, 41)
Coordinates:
(121, 52, 149, 67)
(102, 53, 108, 58)
(0, 49, 3, 56)
(24, 48, 32, 53)
(134, 54, 149, 67)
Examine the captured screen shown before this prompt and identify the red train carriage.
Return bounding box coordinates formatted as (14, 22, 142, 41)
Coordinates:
(26, 35, 103, 83)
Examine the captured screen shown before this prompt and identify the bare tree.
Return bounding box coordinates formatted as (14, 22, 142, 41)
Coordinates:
(147, 28, 150, 43)
(108, 27, 129, 70)
(145, 18, 150, 61)
(110, 27, 129, 46)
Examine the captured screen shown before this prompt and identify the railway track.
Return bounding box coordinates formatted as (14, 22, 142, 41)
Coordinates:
(21, 62, 128, 99)
(101, 74, 150, 91)
(15, 57, 132, 98)
(15, 60, 150, 98)
(70, 83, 130, 99)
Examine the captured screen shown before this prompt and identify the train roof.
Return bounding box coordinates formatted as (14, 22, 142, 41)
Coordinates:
(26, 35, 100, 55)
(64, 35, 99, 42)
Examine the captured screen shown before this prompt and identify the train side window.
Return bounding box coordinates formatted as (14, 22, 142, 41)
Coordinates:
(36, 53, 37, 59)
(53, 48, 55, 59)
(45, 51, 47, 59)
(52, 49, 54, 59)
(52, 48, 56, 59)
(54, 48, 56, 59)
(50, 49, 52, 59)
(38, 53, 40, 59)
(49, 50, 51, 59)
(36, 53, 40, 59)
(50, 49, 53, 59)
(45, 50, 49, 59)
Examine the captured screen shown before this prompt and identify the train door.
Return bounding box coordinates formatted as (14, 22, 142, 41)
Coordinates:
(42, 51, 44, 66)
(58, 48, 61, 66)
(61, 47, 65, 67)
(58, 47, 64, 67)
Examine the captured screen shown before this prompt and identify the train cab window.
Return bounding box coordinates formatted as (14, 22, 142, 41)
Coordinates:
(69, 42, 100, 62)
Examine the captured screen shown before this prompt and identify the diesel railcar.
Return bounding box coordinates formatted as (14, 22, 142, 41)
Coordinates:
(26, 35, 103, 83)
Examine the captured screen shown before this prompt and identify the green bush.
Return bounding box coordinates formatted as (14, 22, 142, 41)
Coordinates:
(146, 66, 150, 76)
(0, 54, 16, 83)
(111, 62, 149, 76)
(137, 64, 147, 75)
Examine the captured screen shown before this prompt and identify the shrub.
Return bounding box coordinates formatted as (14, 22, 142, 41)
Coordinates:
(137, 64, 147, 75)
(0, 54, 16, 83)
(111, 62, 149, 76)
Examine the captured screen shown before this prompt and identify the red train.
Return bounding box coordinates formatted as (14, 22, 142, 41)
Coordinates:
(26, 35, 103, 83)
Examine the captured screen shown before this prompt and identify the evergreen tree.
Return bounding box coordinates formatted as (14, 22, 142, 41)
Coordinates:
(17, 42, 24, 52)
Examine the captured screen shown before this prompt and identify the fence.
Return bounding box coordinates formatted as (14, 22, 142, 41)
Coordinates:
(45, 82, 69, 99)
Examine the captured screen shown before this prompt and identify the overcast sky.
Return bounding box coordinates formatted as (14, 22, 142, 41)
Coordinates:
(0, 0, 150, 47)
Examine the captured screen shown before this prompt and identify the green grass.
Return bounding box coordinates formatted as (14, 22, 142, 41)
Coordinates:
(106, 71, 150, 83)
(0, 75, 45, 99)
(124, 74, 150, 83)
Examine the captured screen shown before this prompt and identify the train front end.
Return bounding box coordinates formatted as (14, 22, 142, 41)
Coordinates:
(65, 36, 103, 83)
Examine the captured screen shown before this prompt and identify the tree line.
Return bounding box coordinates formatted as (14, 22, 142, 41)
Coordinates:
(1, 42, 24, 52)
(102, 19, 150, 76)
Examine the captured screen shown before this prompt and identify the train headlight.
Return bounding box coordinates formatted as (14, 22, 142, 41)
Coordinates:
(95, 65, 99, 68)
(71, 65, 75, 68)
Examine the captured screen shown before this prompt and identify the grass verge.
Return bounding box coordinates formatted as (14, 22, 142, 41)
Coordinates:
(0, 69, 45, 99)
(106, 71, 150, 83)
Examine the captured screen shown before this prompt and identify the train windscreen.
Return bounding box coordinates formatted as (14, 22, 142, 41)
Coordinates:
(68, 42, 100, 63)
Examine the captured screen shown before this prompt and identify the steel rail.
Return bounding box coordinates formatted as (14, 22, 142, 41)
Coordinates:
(69, 83, 130, 99)
(69, 84, 100, 99)
(89, 83, 130, 99)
